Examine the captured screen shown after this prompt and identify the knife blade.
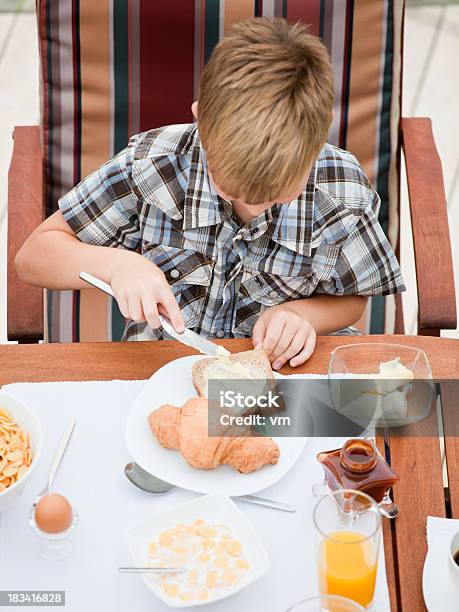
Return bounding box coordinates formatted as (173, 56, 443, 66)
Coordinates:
(79, 271, 230, 358)
(158, 316, 230, 357)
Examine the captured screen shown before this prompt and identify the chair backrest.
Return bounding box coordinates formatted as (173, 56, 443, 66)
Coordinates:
(38, 0, 404, 341)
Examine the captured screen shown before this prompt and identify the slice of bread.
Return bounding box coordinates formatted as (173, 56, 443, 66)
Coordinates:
(192, 348, 274, 397)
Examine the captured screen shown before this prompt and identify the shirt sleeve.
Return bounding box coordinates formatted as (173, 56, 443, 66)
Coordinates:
(58, 135, 140, 250)
(316, 192, 406, 296)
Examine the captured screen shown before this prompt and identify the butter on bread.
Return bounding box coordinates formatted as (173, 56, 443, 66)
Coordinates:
(191, 348, 275, 397)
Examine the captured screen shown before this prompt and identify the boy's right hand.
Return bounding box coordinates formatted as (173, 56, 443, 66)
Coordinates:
(107, 251, 185, 332)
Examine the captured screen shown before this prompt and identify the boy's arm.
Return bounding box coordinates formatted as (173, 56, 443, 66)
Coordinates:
(15, 137, 185, 332)
(273, 294, 367, 334)
(253, 295, 367, 370)
(254, 189, 405, 370)
(16, 210, 138, 290)
(15, 210, 184, 331)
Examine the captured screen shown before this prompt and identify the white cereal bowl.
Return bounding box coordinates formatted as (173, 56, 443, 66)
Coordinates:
(127, 494, 270, 608)
(0, 390, 43, 512)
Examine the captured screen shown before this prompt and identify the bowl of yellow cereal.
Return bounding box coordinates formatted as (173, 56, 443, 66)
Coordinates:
(127, 494, 270, 607)
(0, 390, 43, 512)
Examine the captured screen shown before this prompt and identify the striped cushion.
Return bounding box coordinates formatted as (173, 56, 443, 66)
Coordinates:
(38, 0, 404, 342)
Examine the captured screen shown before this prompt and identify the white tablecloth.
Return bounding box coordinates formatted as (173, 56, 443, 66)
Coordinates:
(0, 380, 391, 611)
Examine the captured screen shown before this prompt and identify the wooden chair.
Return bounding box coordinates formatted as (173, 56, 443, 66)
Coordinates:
(7, 1, 456, 343)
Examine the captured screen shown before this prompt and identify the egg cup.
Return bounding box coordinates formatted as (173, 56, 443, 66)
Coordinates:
(28, 505, 79, 561)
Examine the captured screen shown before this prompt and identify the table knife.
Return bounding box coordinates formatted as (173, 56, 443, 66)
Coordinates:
(79, 271, 229, 358)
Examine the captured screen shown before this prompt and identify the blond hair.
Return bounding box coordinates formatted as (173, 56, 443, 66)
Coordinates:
(198, 18, 334, 205)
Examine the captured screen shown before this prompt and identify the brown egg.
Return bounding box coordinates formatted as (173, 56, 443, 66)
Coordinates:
(34, 493, 73, 534)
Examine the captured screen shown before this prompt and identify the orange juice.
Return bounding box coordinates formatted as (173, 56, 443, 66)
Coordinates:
(318, 530, 377, 608)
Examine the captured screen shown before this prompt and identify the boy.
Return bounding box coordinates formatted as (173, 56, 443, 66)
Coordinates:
(16, 18, 405, 371)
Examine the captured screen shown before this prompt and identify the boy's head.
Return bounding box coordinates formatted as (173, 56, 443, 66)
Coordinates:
(196, 17, 334, 207)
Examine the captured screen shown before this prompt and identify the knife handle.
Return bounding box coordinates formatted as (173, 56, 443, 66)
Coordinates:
(80, 273, 173, 325)
(237, 495, 297, 513)
(79, 272, 115, 297)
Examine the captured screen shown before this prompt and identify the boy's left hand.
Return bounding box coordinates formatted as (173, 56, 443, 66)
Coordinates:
(252, 306, 316, 370)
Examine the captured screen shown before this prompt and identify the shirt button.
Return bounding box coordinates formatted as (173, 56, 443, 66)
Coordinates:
(169, 269, 180, 279)
(269, 290, 279, 299)
(216, 329, 225, 338)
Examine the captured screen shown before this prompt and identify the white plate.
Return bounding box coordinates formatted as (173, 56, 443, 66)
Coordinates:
(422, 546, 459, 611)
(125, 356, 309, 496)
(127, 494, 270, 608)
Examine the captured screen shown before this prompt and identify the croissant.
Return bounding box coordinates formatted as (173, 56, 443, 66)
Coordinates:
(148, 398, 280, 474)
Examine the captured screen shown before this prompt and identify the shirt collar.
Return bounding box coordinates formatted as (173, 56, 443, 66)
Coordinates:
(234, 205, 279, 242)
(184, 128, 317, 257)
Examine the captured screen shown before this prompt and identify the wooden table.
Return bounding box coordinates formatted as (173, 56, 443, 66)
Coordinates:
(1, 334, 458, 610)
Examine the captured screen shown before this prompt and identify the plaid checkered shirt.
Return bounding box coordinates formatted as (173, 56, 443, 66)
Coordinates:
(59, 123, 406, 341)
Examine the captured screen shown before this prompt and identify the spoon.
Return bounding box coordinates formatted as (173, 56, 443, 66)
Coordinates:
(125, 462, 296, 512)
(33, 418, 76, 506)
(125, 462, 174, 494)
(119, 566, 188, 574)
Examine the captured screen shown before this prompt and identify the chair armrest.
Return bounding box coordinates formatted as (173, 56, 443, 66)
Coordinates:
(7, 126, 45, 342)
(401, 117, 457, 335)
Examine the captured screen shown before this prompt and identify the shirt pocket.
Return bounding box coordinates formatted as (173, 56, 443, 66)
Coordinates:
(234, 268, 315, 336)
(144, 244, 214, 328)
(240, 269, 314, 305)
(233, 243, 341, 337)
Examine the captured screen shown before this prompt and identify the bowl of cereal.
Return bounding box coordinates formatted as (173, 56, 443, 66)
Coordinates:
(127, 494, 270, 607)
(0, 390, 43, 512)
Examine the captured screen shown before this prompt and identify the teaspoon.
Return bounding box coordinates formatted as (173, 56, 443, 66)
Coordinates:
(124, 462, 296, 512)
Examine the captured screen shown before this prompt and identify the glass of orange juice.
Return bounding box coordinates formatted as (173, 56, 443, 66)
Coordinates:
(313, 489, 381, 609)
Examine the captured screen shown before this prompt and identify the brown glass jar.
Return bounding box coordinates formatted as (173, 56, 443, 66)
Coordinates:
(316, 438, 399, 504)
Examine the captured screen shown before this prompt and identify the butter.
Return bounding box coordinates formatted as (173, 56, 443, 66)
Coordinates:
(205, 359, 258, 381)
(206, 345, 261, 381)
(377, 357, 414, 380)
(215, 345, 232, 359)
(203, 352, 266, 398)
(371, 358, 414, 398)
(203, 360, 261, 400)
(332, 357, 415, 429)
